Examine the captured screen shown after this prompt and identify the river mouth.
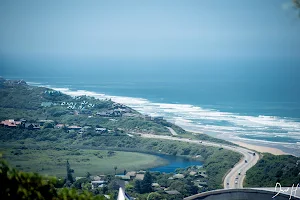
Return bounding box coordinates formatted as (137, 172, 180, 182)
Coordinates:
(149, 154, 203, 173)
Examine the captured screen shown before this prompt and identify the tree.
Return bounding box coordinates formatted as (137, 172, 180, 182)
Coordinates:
(169, 180, 185, 192)
(102, 186, 108, 194)
(0, 159, 57, 199)
(147, 192, 163, 200)
(134, 180, 142, 193)
(86, 171, 91, 178)
(62, 125, 68, 133)
(108, 180, 120, 191)
(65, 160, 74, 186)
(73, 178, 89, 189)
(43, 122, 54, 129)
(140, 171, 153, 193)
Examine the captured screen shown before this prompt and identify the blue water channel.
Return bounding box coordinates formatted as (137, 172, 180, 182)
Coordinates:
(149, 154, 203, 173)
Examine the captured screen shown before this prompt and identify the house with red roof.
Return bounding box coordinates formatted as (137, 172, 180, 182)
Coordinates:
(0, 119, 21, 128)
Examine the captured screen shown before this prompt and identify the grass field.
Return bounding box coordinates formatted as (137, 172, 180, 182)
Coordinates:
(0, 148, 168, 177)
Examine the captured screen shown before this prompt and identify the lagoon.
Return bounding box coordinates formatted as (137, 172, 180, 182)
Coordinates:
(149, 154, 203, 173)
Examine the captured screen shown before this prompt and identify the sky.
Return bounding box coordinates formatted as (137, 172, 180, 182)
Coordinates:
(0, 0, 300, 61)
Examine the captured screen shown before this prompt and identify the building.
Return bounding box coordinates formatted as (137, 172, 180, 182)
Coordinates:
(135, 174, 145, 181)
(173, 174, 185, 179)
(83, 126, 92, 130)
(165, 190, 181, 195)
(115, 175, 131, 181)
(189, 171, 197, 176)
(75, 177, 85, 181)
(92, 175, 105, 181)
(55, 124, 65, 129)
(41, 102, 53, 107)
(24, 123, 40, 130)
(152, 183, 160, 188)
(67, 125, 82, 130)
(95, 128, 107, 133)
(0, 119, 21, 128)
(112, 103, 127, 109)
(91, 180, 106, 189)
(125, 171, 137, 180)
(96, 112, 110, 117)
(121, 171, 145, 181)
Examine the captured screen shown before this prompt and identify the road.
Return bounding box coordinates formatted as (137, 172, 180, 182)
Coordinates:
(223, 146, 259, 189)
(138, 133, 259, 189)
(166, 127, 178, 136)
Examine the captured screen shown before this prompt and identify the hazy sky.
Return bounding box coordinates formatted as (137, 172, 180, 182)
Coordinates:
(0, 0, 299, 60)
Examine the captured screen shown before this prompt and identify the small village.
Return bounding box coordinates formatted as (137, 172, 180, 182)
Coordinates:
(77, 166, 207, 198)
(0, 91, 165, 135)
(0, 118, 109, 134)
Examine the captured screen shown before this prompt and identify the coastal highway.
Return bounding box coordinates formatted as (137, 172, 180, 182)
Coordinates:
(223, 145, 259, 189)
(138, 133, 259, 189)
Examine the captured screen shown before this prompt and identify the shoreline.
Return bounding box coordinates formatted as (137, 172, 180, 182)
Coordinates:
(24, 80, 299, 157)
(183, 127, 294, 156)
(231, 141, 288, 155)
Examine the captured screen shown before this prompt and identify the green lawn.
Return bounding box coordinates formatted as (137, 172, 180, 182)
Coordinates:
(0, 148, 168, 177)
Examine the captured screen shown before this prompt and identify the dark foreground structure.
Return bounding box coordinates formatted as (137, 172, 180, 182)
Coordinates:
(184, 189, 300, 200)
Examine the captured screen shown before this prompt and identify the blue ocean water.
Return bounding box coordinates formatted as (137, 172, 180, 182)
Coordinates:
(1, 57, 300, 154)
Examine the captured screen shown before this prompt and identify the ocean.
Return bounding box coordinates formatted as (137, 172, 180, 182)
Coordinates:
(1, 57, 300, 156)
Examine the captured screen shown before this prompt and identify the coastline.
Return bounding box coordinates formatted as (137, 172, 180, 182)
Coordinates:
(24, 80, 299, 157)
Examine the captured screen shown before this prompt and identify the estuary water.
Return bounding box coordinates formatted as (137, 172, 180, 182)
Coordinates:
(149, 154, 202, 173)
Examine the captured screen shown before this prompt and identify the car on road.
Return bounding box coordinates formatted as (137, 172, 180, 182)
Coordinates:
(235, 180, 238, 184)
(227, 182, 229, 185)
(245, 160, 248, 163)
(238, 171, 241, 175)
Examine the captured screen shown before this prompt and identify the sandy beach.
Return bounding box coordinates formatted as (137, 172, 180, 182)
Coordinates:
(232, 141, 288, 155)
(185, 128, 290, 156)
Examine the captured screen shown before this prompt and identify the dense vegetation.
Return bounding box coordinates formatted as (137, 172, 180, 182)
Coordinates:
(245, 153, 300, 187)
(0, 157, 105, 200)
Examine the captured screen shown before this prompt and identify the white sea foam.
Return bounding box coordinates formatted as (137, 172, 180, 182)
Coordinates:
(33, 83, 300, 146)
